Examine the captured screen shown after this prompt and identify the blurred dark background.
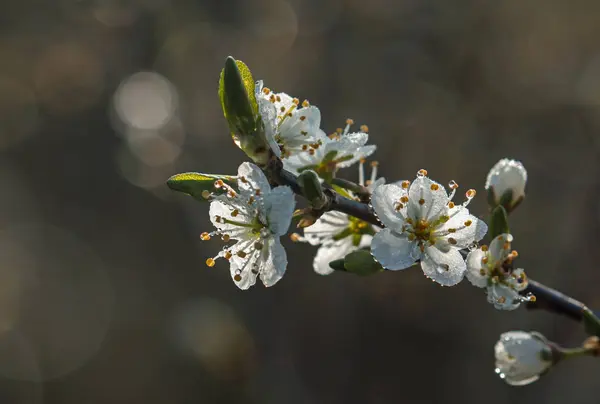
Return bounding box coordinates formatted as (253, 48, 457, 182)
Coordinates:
(0, 0, 599, 403)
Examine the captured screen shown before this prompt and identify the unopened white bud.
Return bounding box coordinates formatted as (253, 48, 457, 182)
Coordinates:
(494, 331, 553, 386)
(485, 159, 527, 212)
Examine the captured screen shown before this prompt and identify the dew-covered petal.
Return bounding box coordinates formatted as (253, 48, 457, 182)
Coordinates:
(487, 283, 522, 310)
(256, 95, 281, 157)
(209, 199, 254, 239)
(488, 233, 513, 265)
(370, 183, 407, 232)
(265, 185, 295, 236)
(278, 106, 322, 147)
(495, 331, 551, 386)
(237, 162, 271, 195)
(437, 210, 488, 248)
(303, 211, 350, 246)
(371, 228, 420, 270)
(312, 237, 357, 275)
(465, 249, 489, 288)
(229, 249, 260, 290)
(407, 176, 449, 222)
(506, 268, 528, 292)
(259, 237, 287, 287)
(421, 246, 466, 286)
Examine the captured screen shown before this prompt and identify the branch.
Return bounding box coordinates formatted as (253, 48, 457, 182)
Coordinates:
(266, 160, 599, 326)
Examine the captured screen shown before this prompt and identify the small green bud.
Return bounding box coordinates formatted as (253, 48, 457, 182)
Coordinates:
(297, 170, 326, 209)
(330, 249, 383, 276)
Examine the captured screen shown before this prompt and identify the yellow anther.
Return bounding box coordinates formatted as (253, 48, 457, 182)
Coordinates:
(240, 176, 248, 183)
(290, 233, 301, 242)
(248, 196, 255, 204)
(400, 196, 409, 203)
(201, 190, 211, 200)
(448, 228, 456, 233)
(302, 99, 310, 107)
(228, 190, 237, 198)
(234, 274, 242, 282)
(497, 296, 506, 304)
(430, 183, 439, 191)
(448, 237, 457, 245)
(309, 149, 315, 155)
(231, 209, 239, 217)
(510, 250, 519, 258)
(200, 232, 211, 241)
(481, 245, 489, 252)
(237, 251, 247, 258)
(222, 234, 230, 242)
(529, 295, 536, 302)
(301, 130, 308, 136)
(482, 256, 489, 264)
(395, 203, 404, 211)
(479, 269, 486, 276)
(448, 201, 455, 209)
(206, 258, 215, 267)
(336, 127, 343, 134)
(401, 180, 410, 189)
(464, 220, 472, 227)
(360, 124, 369, 132)
(359, 158, 367, 164)
(255, 189, 261, 196)
(370, 160, 379, 167)
(224, 251, 232, 260)
(302, 145, 308, 151)
(280, 106, 286, 112)
(262, 87, 270, 94)
(300, 115, 306, 121)
(292, 97, 299, 105)
(503, 241, 510, 250)
(346, 118, 354, 125)
(276, 95, 282, 102)
(215, 179, 224, 188)
(418, 198, 425, 205)
(418, 169, 428, 176)
(254, 242, 264, 250)
(466, 189, 476, 198)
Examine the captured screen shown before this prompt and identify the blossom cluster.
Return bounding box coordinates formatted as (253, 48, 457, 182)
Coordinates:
(168, 58, 577, 387)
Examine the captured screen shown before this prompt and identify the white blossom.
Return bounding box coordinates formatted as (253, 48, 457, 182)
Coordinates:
(485, 158, 527, 210)
(369, 170, 488, 286)
(296, 161, 384, 274)
(202, 162, 295, 289)
(495, 331, 553, 386)
(466, 233, 531, 310)
(255, 81, 326, 159)
(283, 119, 376, 177)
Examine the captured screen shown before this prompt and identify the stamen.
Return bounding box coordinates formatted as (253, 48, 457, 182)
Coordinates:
(448, 228, 456, 233)
(201, 190, 211, 200)
(360, 124, 369, 132)
(448, 237, 457, 245)
(206, 258, 215, 267)
(237, 251, 247, 258)
(234, 274, 242, 282)
(262, 87, 270, 94)
(240, 176, 248, 183)
(292, 97, 299, 104)
(224, 251, 232, 260)
(448, 180, 458, 189)
(359, 159, 365, 186)
(481, 245, 489, 252)
(464, 220, 472, 227)
(418, 198, 425, 205)
(400, 196, 409, 203)
(430, 183, 439, 191)
(280, 106, 285, 113)
(276, 95, 282, 102)
(417, 169, 428, 177)
(301, 130, 308, 136)
(482, 256, 489, 264)
(231, 209, 239, 217)
(214, 180, 225, 188)
(401, 180, 410, 189)
(290, 233, 301, 242)
(346, 118, 354, 125)
(222, 234, 230, 242)
(300, 115, 306, 121)
(466, 189, 476, 199)
(497, 296, 506, 304)
(200, 232, 211, 241)
(302, 100, 310, 107)
(479, 269, 486, 276)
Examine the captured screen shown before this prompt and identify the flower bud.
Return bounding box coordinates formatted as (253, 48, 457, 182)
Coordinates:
(494, 331, 553, 386)
(485, 159, 527, 213)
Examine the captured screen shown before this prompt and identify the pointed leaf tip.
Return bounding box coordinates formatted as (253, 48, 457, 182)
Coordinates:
(167, 172, 236, 201)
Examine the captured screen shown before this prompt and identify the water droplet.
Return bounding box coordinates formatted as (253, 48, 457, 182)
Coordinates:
(467, 241, 479, 251)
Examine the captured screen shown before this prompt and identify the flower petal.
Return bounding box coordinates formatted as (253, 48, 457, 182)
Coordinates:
(407, 176, 449, 222)
(488, 233, 513, 265)
(371, 228, 420, 270)
(209, 199, 254, 239)
(256, 94, 281, 157)
(265, 185, 295, 236)
(313, 237, 357, 275)
(370, 183, 407, 232)
(259, 237, 287, 287)
(421, 246, 466, 286)
(237, 162, 271, 195)
(487, 283, 521, 310)
(229, 249, 259, 290)
(278, 106, 322, 148)
(304, 211, 350, 246)
(465, 249, 488, 288)
(506, 268, 528, 292)
(437, 210, 487, 248)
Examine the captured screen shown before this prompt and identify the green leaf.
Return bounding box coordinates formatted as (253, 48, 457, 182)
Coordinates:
(219, 57, 257, 137)
(167, 172, 236, 201)
(343, 250, 383, 276)
(328, 258, 346, 272)
(489, 205, 510, 239)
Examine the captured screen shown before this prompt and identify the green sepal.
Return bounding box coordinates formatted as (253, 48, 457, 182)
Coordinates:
(489, 205, 510, 239)
(167, 172, 236, 201)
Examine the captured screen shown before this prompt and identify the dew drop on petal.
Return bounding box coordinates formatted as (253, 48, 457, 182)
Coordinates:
(467, 241, 479, 251)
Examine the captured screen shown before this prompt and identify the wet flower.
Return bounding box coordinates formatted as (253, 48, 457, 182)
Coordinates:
(202, 162, 295, 289)
(256, 82, 326, 159)
(294, 160, 383, 274)
(486, 158, 527, 212)
(465, 233, 532, 310)
(495, 331, 553, 386)
(370, 170, 487, 286)
(283, 119, 376, 180)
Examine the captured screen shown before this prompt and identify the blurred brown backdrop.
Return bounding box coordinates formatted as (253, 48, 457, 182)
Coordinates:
(0, 0, 599, 403)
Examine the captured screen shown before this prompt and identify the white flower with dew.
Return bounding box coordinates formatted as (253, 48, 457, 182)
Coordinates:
(495, 331, 553, 386)
(485, 158, 527, 210)
(466, 233, 533, 310)
(369, 169, 488, 286)
(293, 160, 384, 275)
(201, 162, 295, 289)
(255, 81, 326, 159)
(283, 119, 376, 177)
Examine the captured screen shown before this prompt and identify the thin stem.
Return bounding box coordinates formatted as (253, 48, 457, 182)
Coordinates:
(330, 177, 370, 198)
(266, 161, 598, 327)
